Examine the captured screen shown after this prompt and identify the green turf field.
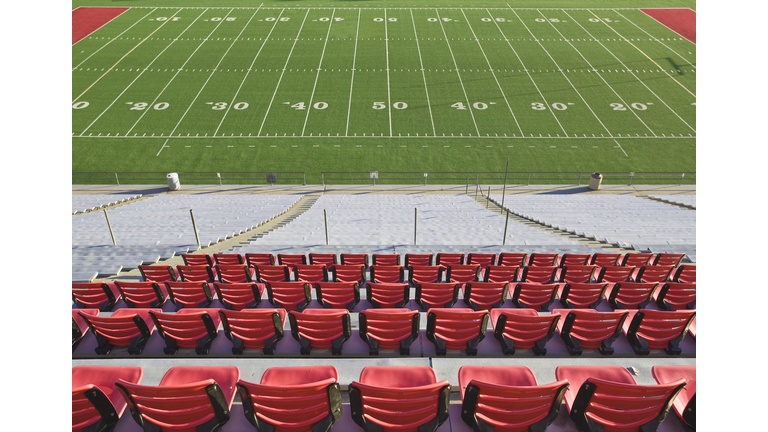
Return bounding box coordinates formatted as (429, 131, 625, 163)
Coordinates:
(72, 1, 696, 184)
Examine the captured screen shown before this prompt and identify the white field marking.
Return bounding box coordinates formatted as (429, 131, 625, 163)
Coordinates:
(614, 9, 695, 67)
(72, 7, 132, 46)
(258, 8, 312, 137)
(162, 8, 257, 144)
(510, 7, 613, 137)
(536, 10, 656, 137)
(486, 9, 567, 136)
(385, 10, 392, 137)
(591, 9, 695, 98)
(79, 9, 208, 136)
(410, 9, 436, 136)
(78, 134, 695, 139)
(436, 9, 480, 136)
(613, 139, 628, 156)
(461, 9, 523, 136)
(73, 8, 157, 67)
(215, 9, 285, 136)
(72, 8, 183, 103)
(122, 7, 663, 11)
(302, 9, 337, 137)
(156, 139, 170, 156)
(562, 10, 695, 133)
(345, 9, 362, 137)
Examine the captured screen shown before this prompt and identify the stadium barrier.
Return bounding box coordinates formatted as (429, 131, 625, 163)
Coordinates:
(73, 171, 307, 186)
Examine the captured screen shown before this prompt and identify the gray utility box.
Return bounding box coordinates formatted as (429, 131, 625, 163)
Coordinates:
(167, 173, 181, 191)
(588, 173, 603, 190)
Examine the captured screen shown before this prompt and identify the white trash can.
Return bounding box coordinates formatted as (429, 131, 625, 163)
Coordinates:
(588, 173, 603, 190)
(167, 173, 181, 191)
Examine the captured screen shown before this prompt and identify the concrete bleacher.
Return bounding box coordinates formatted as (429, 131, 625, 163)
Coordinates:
(72, 194, 141, 214)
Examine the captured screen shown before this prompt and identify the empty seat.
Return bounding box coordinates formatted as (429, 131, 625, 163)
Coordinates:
(405, 253, 433, 267)
(114, 281, 168, 308)
(415, 282, 460, 310)
(636, 266, 676, 283)
(652, 253, 686, 266)
(265, 281, 312, 311)
(213, 253, 244, 265)
(462, 282, 510, 311)
(294, 264, 329, 283)
(408, 265, 444, 284)
(559, 265, 597, 284)
(458, 365, 568, 432)
(484, 265, 520, 283)
(278, 254, 307, 265)
(672, 265, 696, 283)
(467, 253, 497, 266)
(139, 265, 178, 282)
(309, 253, 337, 265)
(215, 264, 255, 283)
(72, 282, 121, 311)
(511, 283, 558, 311)
(689, 316, 696, 338)
(558, 282, 609, 309)
(595, 266, 636, 283)
(315, 281, 360, 310)
(359, 308, 420, 355)
(652, 365, 696, 429)
(519, 266, 557, 284)
(73, 365, 143, 432)
(623, 309, 696, 355)
(552, 309, 629, 355)
(498, 252, 528, 267)
(117, 366, 240, 432)
(349, 366, 450, 432)
(254, 265, 291, 283)
(490, 308, 560, 355)
(149, 309, 221, 355)
(653, 282, 696, 310)
(177, 265, 215, 282)
(181, 254, 213, 266)
(289, 309, 351, 355)
(605, 282, 658, 309)
(589, 253, 621, 267)
(436, 252, 465, 266)
(73, 309, 98, 347)
(219, 308, 286, 355)
(331, 264, 366, 284)
(366, 282, 410, 308)
(78, 308, 159, 355)
(559, 253, 591, 266)
(341, 253, 369, 267)
(426, 308, 489, 356)
(213, 282, 264, 310)
(372, 253, 400, 266)
(237, 366, 341, 432)
(245, 253, 275, 267)
(370, 265, 404, 283)
(528, 253, 558, 267)
(556, 365, 685, 432)
(447, 264, 481, 283)
(620, 253, 654, 266)
(165, 281, 214, 309)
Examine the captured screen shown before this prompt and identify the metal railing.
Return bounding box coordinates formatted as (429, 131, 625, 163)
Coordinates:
(73, 171, 306, 185)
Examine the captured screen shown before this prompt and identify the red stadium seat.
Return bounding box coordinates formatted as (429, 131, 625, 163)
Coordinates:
(559, 253, 591, 266)
(636, 266, 676, 283)
(278, 253, 307, 265)
(558, 282, 609, 309)
(426, 308, 489, 355)
(653, 282, 696, 310)
(244, 253, 275, 267)
(622, 309, 696, 355)
(619, 253, 653, 267)
(315, 281, 360, 310)
(408, 265, 444, 284)
(689, 316, 696, 338)
(289, 309, 352, 355)
(117, 366, 240, 432)
(114, 281, 168, 308)
(436, 252, 465, 266)
(589, 253, 621, 267)
(359, 308, 420, 355)
(213, 282, 264, 310)
(595, 266, 636, 283)
(467, 253, 497, 266)
(498, 252, 528, 267)
(177, 265, 215, 282)
(559, 265, 598, 283)
(213, 253, 244, 265)
(366, 282, 410, 308)
(331, 264, 366, 283)
(341, 253, 369, 267)
(149, 309, 221, 355)
(219, 308, 286, 355)
(164, 281, 214, 309)
(215, 264, 255, 283)
(139, 264, 178, 282)
(447, 264, 481, 283)
(370, 265, 404, 283)
(511, 282, 558, 311)
(79, 308, 159, 355)
(349, 366, 450, 432)
(294, 264, 329, 283)
(309, 253, 337, 265)
(604, 282, 658, 309)
(652, 365, 696, 429)
(484, 265, 520, 283)
(415, 282, 460, 310)
(552, 309, 629, 355)
(237, 366, 341, 432)
(528, 253, 558, 267)
(372, 253, 400, 266)
(652, 253, 686, 267)
(72, 309, 98, 347)
(72, 282, 121, 311)
(265, 281, 312, 311)
(72, 365, 143, 432)
(462, 282, 510, 311)
(489, 308, 560, 355)
(253, 265, 291, 283)
(181, 253, 213, 266)
(458, 365, 568, 432)
(519, 266, 557, 283)
(556, 365, 685, 432)
(673, 265, 696, 283)
(405, 253, 433, 267)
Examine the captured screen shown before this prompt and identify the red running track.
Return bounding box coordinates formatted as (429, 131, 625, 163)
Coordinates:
(640, 8, 696, 43)
(73, 7, 130, 45)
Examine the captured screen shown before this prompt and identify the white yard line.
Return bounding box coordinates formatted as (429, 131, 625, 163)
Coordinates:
(461, 9, 523, 136)
(614, 9, 695, 67)
(73, 7, 133, 47)
(385, 10, 392, 137)
(509, 6, 613, 137)
(435, 8, 480, 137)
(536, 9, 656, 137)
(410, 9, 436, 136)
(156, 138, 170, 156)
(72, 8, 183, 104)
(214, 9, 285, 137)
(73, 8, 156, 66)
(345, 9, 362, 137)
(79, 9, 208, 137)
(79, 134, 695, 140)
(613, 139, 628, 156)
(486, 9, 567, 137)
(562, 10, 695, 133)
(258, 8, 312, 137)
(302, 9, 337, 137)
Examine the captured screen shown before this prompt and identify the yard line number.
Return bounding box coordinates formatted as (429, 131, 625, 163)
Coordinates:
(207, 102, 249, 110)
(126, 102, 169, 110)
(287, 102, 328, 110)
(532, 102, 574, 110)
(452, 102, 496, 110)
(610, 103, 653, 111)
(373, 102, 408, 109)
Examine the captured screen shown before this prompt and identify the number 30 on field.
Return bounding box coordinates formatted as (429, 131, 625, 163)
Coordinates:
(206, 102, 249, 110)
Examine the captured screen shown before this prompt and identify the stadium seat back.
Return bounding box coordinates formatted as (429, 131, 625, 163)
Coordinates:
(80, 308, 159, 355)
(177, 265, 215, 282)
(72, 365, 143, 432)
(462, 282, 510, 311)
(366, 282, 410, 308)
(436, 253, 464, 266)
(213, 282, 264, 310)
(596, 266, 636, 283)
(673, 265, 696, 283)
(553, 309, 629, 355)
(244, 253, 275, 267)
(73, 309, 98, 347)
(265, 282, 311, 311)
(289, 309, 351, 354)
(331, 264, 366, 283)
(139, 265, 178, 283)
(218, 309, 285, 354)
(606, 282, 658, 309)
(409, 265, 444, 284)
(278, 254, 307, 265)
(654, 282, 696, 311)
(213, 253, 243, 265)
(467, 253, 497, 266)
(315, 281, 360, 310)
(72, 282, 121, 312)
(447, 264, 481, 283)
(498, 252, 528, 267)
(652, 365, 696, 428)
(114, 281, 167, 308)
(372, 253, 400, 266)
(426, 308, 489, 355)
(559, 253, 591, 266)
(254, 265, 291, 283)
(653, 253, 686, 267)
(294, 264, 329, 283)
(164, 281, 214, 309)
(520, 266, 557, 284)
(405, 253, 433, 267)
(489, 309, 559, 355)
(528, 253, 558, 267)
(215, 264, 254, 284)
(370, 265, 404, 283)
(415, 282, 460, 310)
(623, 309, 696, 355)
(341, 253, 369, 267)
(559, 282, 609, 309)
(559, 265, 597, 283)
(149, 309, 221, 355)
(620, 253, 653, 267)
(359, 308, 420, 355)
(181, 254, 213, 266)
(636, 265, 676, 283)
(511, 282, 558, 311)
(484, 265, 520, 283)
(309, 253, 337, 265)
(589, 253, 621, 267)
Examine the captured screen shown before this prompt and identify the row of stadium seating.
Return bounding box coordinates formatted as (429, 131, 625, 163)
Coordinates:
(73, 364, 695, 432)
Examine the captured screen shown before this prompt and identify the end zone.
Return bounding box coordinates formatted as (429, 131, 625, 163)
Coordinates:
(73, 7, 130, 45)
(640, 8, 696, 43)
